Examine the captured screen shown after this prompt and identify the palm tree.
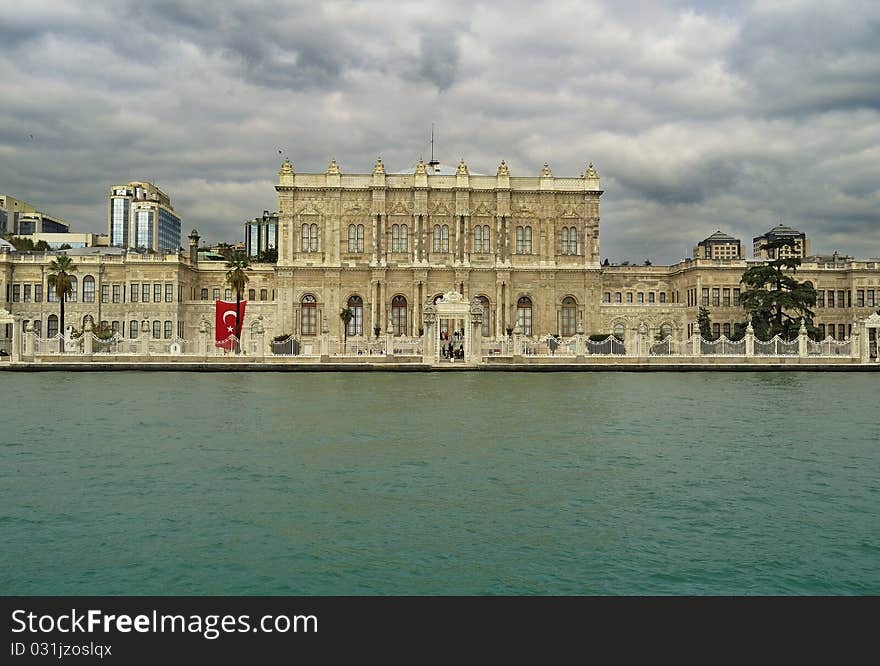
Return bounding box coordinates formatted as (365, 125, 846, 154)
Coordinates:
(225, 251, 251, 353)
(47, 254, 75, 353)
(340, 307, 353, 352)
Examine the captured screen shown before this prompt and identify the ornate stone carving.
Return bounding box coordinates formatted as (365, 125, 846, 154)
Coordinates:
(585, 162, 599, 179)
(415, 159, 427, 175)
(456, 159, 468, 175)
(326, 159, 341, 175)
(279, 159, 294, 176)
(497, 160, 510, 177)
(373, 158, 386, 175)
(540, 162, 553, 177)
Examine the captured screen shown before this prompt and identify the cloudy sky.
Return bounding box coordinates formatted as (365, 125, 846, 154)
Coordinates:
(1, 0, 878, 263)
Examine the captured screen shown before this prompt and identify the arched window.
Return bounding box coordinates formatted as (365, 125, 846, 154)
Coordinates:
(301, 294, 317, 336)
(561, 297, 577, 336)
(33, 319, 41, 338)
(400, 224, 408, 252)
(612, 322, 625, 340)
(517, 296, 533, 336)
(473, 226, 482, 253)
(309, 223, 318, 252)
(47, 315, 58, 338)
(356, 224, 364, 252)
(348, 224, 357, 253)
(68, 276, 77, 302)
(347, 295, 363, 336)
(516, 226, 532, 254)
(441, 224, 449, 252)
(82, 275, 95, 302)
(561, 227, 569, 254)
(561, 226, 577, 255)
(660, 323, 673, 339)
(477, 295, 490, 337)
(392, 224, 400, 252)
(433, 225, 441, 252)
(129, 320, 139, 339)
(391, 295, 407, 336)
(301, 224, 309, 251)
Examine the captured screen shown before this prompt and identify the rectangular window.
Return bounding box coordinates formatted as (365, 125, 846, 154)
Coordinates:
(225, 289, 232, 300)
(152, 321, 161, 339)
(733, 288, 741, 306)
(869, 290, 875, 308)
(603, 292, 611, 303)
(837, 290, 844, 309)
(701, 288, 709, 306)
(828, 290, 835, 308)
(112, 285, 120, 303)
(261, 289, 268, 301)
(626, 292, 633, 303)
(142, 284, 150, 303)
(101, 284, 109, 303)
(201, 288, 208, 300)
(817, 290, 824, 308)
(723, 323, 731, 338)
(154, 284, 162, 302)
(712, 288, 720, 306)
(857, 290, 865, 307)
(659, 292, 666, 303)
(130, 320, 139, 339)
(615, 292, 622, 303)
(165, 283, 173, 302)
(23, 284, 31, 302)
(111, 321, 119, 333)
(847, 290, 851, 308)
(712, 323, 720, 339)
(34, 284, 43, 302)
(723, 288, 730, 307)
(131, 283, 139, 302)
(248, 289, 255, 301)
(12, 284, 20, 302)
(213, 288, 220, 301)
(648, 292, 655, 303)
(164, 321, 172, 339)
(637, 292, 644, 303)
(178, 321, 184, 338)
(818, 324, 825, 339)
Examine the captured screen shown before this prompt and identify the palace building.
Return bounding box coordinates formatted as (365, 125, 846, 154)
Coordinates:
(1, 158, 879, 353)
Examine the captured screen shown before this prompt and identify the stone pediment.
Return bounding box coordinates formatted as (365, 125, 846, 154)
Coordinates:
(559, 205, 580, 218)
(389, 200, 411, 215)
(863, 312, 880, 326)
(439, 290, 465, 303)
(472, 201, 495, 216)
(430, 201, 452, 216)
(514, 203, 535, 218)
(296, 203, 321, 216)
(344, 202, 368, 215)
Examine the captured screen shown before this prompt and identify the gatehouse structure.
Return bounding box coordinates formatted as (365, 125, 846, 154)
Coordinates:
(1, 157, 879, 366)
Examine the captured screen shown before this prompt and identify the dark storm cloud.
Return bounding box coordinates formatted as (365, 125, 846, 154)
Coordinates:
(0, 1, 877, 259)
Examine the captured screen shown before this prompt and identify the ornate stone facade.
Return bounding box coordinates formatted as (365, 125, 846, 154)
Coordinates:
(1, 159, 879, 354)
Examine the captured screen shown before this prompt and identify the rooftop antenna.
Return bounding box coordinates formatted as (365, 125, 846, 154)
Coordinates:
(428, 123, 440, 170)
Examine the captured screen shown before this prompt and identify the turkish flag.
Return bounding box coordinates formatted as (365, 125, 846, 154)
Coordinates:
(215, 300, 246, 350)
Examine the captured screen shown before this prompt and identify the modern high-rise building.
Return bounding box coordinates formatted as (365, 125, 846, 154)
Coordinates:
(753, 224, 810, 260)
(108, 181, 181, 252)
(0, 195, 70, 235)
(244, 210, 279, 258)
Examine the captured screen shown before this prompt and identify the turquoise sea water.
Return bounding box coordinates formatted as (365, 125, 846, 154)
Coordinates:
(1, 371, 878, 595)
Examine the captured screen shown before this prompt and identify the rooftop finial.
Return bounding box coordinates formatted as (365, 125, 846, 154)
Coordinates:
(373, 157, 385, 175)
(326, 158, 340, 175)
(279, 158, 294, 176)
(585, 162, 599, 179)
(541, 162, 553, 177)
(457, 159, 468, 175)
(497, 160, 510, 177)
(415, 159, 427, 175)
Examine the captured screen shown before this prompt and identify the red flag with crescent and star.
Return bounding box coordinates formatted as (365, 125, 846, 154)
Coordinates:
(215, 300, 246, 350)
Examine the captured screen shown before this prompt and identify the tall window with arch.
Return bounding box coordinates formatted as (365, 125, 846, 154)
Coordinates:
(476, 295, 490, 337)
(432, 225, 450, 252)
(300, 294, 317, 336)
(612, 322, 625, 340)
(473, 225, 490, 253)
(47, 314, 58, 338)
(68, 276, 77, 302)
(82, 275, 95, 303)
(392, 224, 408, 252)
(561, 226, 578, 255)
(301, 223, 319, 252)
(561, 297, 577, 336)
(348, 224, 364, 253)
(516, 226, 532, 254)
(347, 295, 363, 336)
(391, 295, 407, 336)
(517, 296, 533, 336)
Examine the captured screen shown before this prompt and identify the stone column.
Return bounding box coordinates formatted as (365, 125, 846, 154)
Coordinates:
(798, 319, 808, 357)
(320, 316, 330, 362)
(851, 320, 861, 361)
(692, 321, 701, 357)
(24, 321, 34, 358)
(83, 320, 93, 355)
(141, 319, 151, 356)
(469, 300, 483, 365)
(512, 321, 523, 363)
(422, 309, 436, 365)
(745, 321, 755, 357)
(198, 320, 209, 356)
(385, 316, 395, 360)
(575, 321, 585, 361)
(638, 322, 648, 357)
(11, 316, 21, 363)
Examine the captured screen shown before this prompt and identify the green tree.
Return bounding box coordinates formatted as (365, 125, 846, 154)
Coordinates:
(224, 251, 251, 353)
(47, 254, 75, 352)
(739, 239, 817, 340)
(339, 307, 353, 352)
(697, 306, 713, 340)
(257, 248, 278, 263)
(34, 240, 51, 251)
